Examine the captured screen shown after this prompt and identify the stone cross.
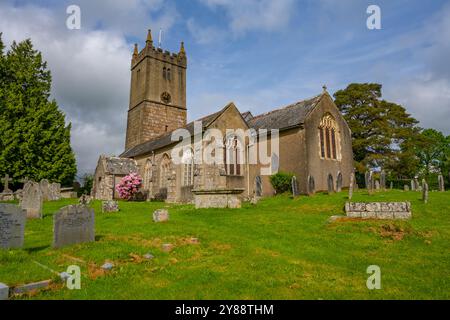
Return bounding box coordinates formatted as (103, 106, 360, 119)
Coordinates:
(438, 174, 445, 192)
(1, 174, 12, 193)
(348, 173, 354, 200)
(380, 170, 386, 191)
(422, 179, 429, 204)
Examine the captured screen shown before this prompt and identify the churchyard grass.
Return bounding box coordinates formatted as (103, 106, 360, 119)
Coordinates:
(1, 191, 449, 299)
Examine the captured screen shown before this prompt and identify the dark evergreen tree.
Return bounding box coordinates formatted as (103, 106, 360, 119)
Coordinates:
(0, 36, 76, 186)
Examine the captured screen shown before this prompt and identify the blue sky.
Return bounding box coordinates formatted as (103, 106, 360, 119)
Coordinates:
(1, 0, 449, 175)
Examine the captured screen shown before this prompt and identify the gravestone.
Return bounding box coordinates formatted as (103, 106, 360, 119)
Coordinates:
(364, 171, 370, 190)
(410, 179, 415, 191)
(404, 184, 409, 191)
(14, 189, 23, 202)
(380, 170, 386, 191)
(414, 178, 420, 191)
(48, 183, 61, 201)
(21, 181, 43, 219)
(1, 174, 12, 193)
(0, 204, 26, 249)
(345, 202, 411, 219)
(438, 174, 445, 192)
(53, 205, 95, 248)
(348, 173, 354, 200)
(291, 176, 299, 197)
(79, 194, 92, 205)
(327, 174, 334, 194)
(153, 209, 169, 222)
(336, 173, 343, 192)
(368, 171, 374, 195)
(102, 200, 119, 213)
(375, 180, 380, 191)
(422, 179, 429, 204)
(40, 179, 50, 201)
(307, 175, 315, 196)
(255, 176, 262, 197)
(390, 181, 393, 190)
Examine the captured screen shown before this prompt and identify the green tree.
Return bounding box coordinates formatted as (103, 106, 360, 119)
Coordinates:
(411, 129, 450, 178)
(333, 83, 419, 175)
(0, 36, 76, 186)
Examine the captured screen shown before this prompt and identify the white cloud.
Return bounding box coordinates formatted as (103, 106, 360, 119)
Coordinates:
(197, 0, 296, 35)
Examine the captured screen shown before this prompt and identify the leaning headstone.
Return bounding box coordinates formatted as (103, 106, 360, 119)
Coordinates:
(48, 183, 61, 201)
(53, 205, 95, 248)
(255, 176, 262, 197)
(40, 179, 50, 201)
(307, 175, 315, 196)
(102, 200, 119, 213)
(348, 173, 354, 200)
(380, 170, 386, 191)
(153, 209, 169, 222)
(364, 171, 370, 190)
(21, 181, 43, 219)
(438, 174, 445, 192)
(404, 184, 409, 191)
(0, 204, 26, 249)
(422, 179, 429, 204)
(291, 176, 299, 197)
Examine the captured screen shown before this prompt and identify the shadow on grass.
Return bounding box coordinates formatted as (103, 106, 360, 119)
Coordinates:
(95, 235, 105, 241)
(25, 245, 50, 253)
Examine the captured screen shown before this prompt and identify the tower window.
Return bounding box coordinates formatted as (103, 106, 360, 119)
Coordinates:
(167, 68, 171, 81)
(163, 67, 167, 80)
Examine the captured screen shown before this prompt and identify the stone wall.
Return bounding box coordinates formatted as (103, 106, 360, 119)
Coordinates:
(345, 202, 412, 220)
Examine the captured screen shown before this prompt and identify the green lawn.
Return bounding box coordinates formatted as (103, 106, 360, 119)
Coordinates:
(1, 190, 449, 300)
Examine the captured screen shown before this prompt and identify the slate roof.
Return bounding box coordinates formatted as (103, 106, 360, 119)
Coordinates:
(120, 107, 225, 158)
(247, 94, 322, 131)
(104, 157, 138, 175)
(121, 94, 324, 158)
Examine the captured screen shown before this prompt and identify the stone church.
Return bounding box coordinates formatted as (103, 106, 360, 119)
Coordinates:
(92, 30, 354, 207)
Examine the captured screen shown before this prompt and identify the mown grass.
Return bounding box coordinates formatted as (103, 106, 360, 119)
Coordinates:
(0, 190, 449, 300)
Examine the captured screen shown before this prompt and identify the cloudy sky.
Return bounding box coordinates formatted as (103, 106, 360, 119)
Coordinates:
(1, 0, 449, 176)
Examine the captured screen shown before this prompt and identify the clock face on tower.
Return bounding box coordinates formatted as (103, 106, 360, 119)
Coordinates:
(161, 92, 171, 104)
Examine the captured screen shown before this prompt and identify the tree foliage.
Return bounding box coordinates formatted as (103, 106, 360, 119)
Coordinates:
(334, 83, 419, 175)
(0, 35, 76, 186)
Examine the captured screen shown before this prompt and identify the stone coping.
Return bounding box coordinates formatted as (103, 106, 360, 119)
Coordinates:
(345, 201, 412, 220)
(192, 188, 245, 195)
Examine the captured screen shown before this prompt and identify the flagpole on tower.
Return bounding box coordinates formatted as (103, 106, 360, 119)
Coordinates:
(158, 28, 163, 49)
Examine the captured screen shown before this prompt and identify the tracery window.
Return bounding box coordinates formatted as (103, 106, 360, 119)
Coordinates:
(160, 154, 171, 188)
(223, 135, 243, 176)
(182, 148, 194, 186)
(319, 113, 339, 160)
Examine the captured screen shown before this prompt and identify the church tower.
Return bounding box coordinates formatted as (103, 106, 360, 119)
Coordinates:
(125, 29, 187, 151)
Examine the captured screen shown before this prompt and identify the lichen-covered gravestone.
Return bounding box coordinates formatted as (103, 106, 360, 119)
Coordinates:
(21, 181, 43, 219)
(48, 183, 61, 201)
(53, 205, 95, 248)
(348, 173, 354, 200)
(40, 179, 50, 201)
(153, 209, 169, 222)
(0, 204, 26, 249)
(422, 179, 429, 204)
(102, 200, 119, 213)
(438, 174, 445, 192)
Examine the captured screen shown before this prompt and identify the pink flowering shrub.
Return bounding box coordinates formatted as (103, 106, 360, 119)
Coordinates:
(115, 173, 143, 200)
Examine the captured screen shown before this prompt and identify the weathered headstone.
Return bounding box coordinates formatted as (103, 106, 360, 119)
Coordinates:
(0, 204, 26, 249)
(422, 179, 429, 204)
(21, 181, 43, 219)
(364, 171, 370, 190)
(307, 175, 315, 196)
(255, 176, 262, 197)
(348, 173, 354, 200)
(1, 174, 12, 193)
(410, 179, 415, 191)
(48, 183, 61, 201)
(291, 176, 299, 197)
(53, 205, 95, 248)
(438, 174, 445, 192)
(336, 173, 343, 192)
(390, 181, 393, 190)
(327, 174, 334, 194)
(79, 194, 92, 205)
(368, 171, 374, 195)
(414, 178, 420, 191)
(404, 184, 410, 191)
(14, 189, 23, 202)
(153, 209, 169, 222)
(102, 200, 119, 213)
(40, 179, 50, 201)
(375, 180, 380, 191)
(345, 202, 412, 220)
(380, 170, 386, 191)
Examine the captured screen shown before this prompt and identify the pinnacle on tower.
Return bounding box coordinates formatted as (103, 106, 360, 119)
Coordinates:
(179, 41, 186, 57)
(146, 29, 153, 46)
(133, 43, 139, 57)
